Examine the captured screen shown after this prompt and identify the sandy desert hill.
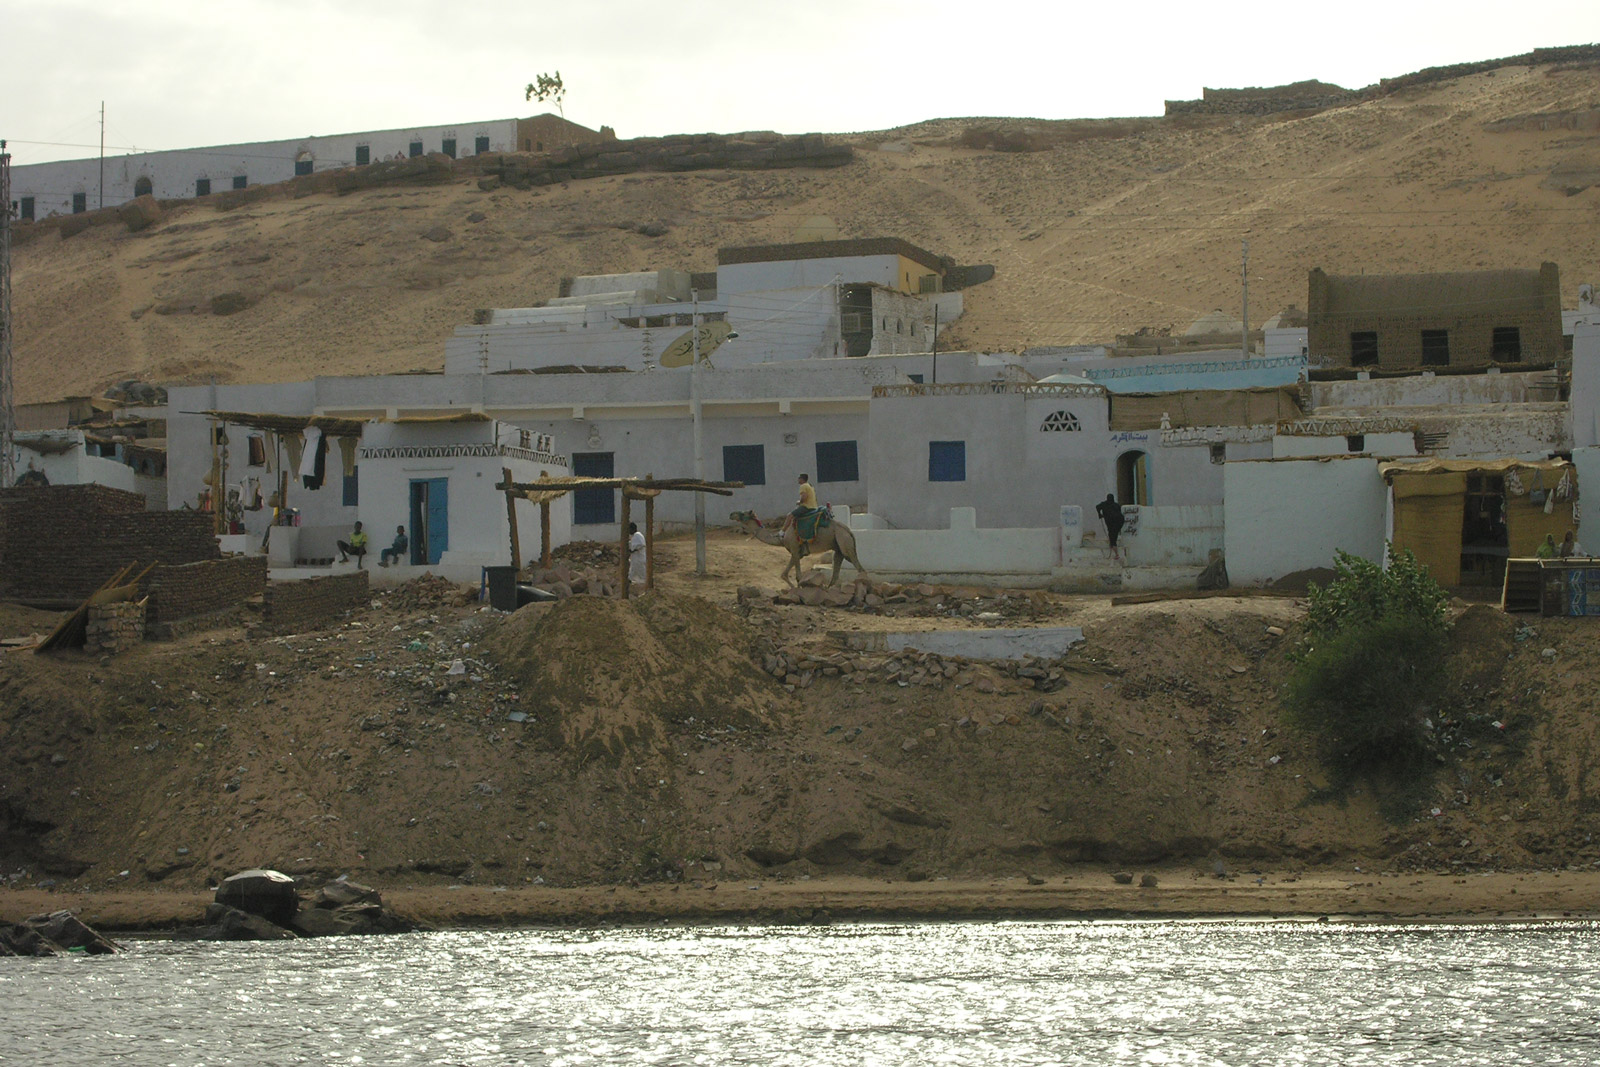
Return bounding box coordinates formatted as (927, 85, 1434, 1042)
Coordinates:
(10, 59, 1600, 404)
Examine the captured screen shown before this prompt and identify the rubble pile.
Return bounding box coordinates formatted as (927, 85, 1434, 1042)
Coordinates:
(523, 562, 620, 600)
(761, 644, 1098, 694)
(0, 911, 119, 956)
(766, 574, 1044, 618)
(379, 575, 478, 613)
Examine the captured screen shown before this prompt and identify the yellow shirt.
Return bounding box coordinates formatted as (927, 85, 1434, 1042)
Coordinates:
(797, 482, 817, 509)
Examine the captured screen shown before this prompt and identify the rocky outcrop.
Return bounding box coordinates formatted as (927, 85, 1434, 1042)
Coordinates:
(0, 910, 119, 956)
(176, 870, 423, 941)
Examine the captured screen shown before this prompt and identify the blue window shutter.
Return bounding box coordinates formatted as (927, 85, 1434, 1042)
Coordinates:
(928, 441, 965, 482)
(722, 444, 766, 486)
(571, 452, 616, 524)
(342, 467, 359, 507)
(815, 440, 859, 483)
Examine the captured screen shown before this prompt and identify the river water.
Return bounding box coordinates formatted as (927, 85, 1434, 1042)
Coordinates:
(3, 919, 1598, 1066)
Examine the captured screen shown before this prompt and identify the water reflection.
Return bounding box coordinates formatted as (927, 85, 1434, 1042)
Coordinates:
(3, 920, 1597, 1065)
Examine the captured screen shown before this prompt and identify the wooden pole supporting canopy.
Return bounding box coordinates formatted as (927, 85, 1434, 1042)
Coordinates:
(491, 474, 744, 597)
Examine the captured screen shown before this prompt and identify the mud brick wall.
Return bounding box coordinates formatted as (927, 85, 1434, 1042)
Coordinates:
(147, 556, 267, 623)
(262, 571, 370, 632)
(0, 485, 220, 602)
(85, 600, 146, 655)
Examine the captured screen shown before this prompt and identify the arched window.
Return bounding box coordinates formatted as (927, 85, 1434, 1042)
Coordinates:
(133, 176, 153, 197)
(1040, 410, 1081, 432)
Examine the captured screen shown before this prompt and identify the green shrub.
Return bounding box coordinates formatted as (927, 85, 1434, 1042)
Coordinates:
(1285, 547, 1451, 773)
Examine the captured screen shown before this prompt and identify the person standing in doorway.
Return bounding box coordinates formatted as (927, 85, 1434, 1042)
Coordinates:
(1095, 493, 1125, 558)
(628, 522, 646, 585)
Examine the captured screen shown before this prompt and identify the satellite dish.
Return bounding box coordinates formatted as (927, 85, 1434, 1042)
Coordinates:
(660, 321, 734, 368)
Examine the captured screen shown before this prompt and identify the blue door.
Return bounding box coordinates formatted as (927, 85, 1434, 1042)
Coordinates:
(409, 478, 449, 565)
(571, 452, 615, 526)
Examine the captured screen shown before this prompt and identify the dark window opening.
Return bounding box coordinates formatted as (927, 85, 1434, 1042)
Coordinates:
(536, 140, 544, 151)
(571, 452, 615, 525)
(72, 192, 87, 214)
(907, 373, 924, 384)
(294, 159, 313, 176)
(195, 178, 211, 197)
(475, 135, 490, 154)
(409, 140, 424, 158)
(1209, 443, 1227, 465)
(722, 444, 766, 486)
(232, 175, 247, 190)
(929, 441, 966, 482)
(1420, 329, 1450, 366)
(1350, 331, 1378, 366)
(1460, 473, 1510, 587)
(19, 197, 34, 221)
(133, 176, 153, 197)
(815, 440, 859, 483)
(343, 467, 359, 508)
(1492, 326, 1522, 363)
(1346, 435, 1365, 453)
(355, 145, 370, 166)
(441, 138, 457, 158)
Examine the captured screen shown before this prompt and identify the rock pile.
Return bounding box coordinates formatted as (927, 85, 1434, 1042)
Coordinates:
(761, 644, 1084, 694)
(176, 868, 423, 941)
(85, 600, 145, 655)
(1, 911, 119, 956)
(523, 561, 621, 600)
(768, 574, 1043, 618)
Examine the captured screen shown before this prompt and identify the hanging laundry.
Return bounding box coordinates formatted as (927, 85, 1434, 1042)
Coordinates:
(1505, 468, 1525, 496)
(1556, 469, 1573, 501)
(337, 436, 358, 478)
(284, 430, 305, 474)
(300, 426, 325, 490)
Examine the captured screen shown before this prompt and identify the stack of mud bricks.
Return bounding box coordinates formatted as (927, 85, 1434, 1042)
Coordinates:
(262, 571, 369, 633)
(85, 600, 146, 656)
(147, 558, 268, 625)
(0, 485, 219, 603)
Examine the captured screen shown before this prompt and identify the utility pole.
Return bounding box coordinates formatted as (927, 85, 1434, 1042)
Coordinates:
(691, 288, 706, 574)
(1, 140, 15, 488)
(1241, 239, 1250, 359)
(931, 304, 939, 384)
(99, 102, 105, 210)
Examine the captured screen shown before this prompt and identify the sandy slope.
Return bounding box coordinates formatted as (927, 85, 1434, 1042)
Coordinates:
(3, 532, 1598, 929)
(10, 65, 1600, 404)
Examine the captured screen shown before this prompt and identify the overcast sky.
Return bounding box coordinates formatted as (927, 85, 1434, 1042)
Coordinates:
(6, 1, 1596, 166)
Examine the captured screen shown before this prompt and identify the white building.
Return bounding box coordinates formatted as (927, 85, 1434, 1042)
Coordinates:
(9, 113, 607, 219)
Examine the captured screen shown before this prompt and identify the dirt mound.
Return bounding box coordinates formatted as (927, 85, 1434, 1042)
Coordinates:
(1268, 567, 1339, 593)
(484, 592, 782, 762)
(1448, 602, 1518, 691)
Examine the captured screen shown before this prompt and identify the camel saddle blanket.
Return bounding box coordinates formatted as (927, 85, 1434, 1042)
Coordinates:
(796, 506, 831, 546)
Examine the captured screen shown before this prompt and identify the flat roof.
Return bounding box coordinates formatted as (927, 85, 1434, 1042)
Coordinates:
(718, 238, 944, 273)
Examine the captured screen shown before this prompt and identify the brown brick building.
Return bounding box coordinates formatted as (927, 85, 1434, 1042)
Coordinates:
(1307, 263, 1563, 369)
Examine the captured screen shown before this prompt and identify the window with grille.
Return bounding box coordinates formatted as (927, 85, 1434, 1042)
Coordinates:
(409, 141, 423, 158)
(1492, 326, 1522, 362)
(294, 158, 313, 176)
(1040, 411, 1081, 432)
(475, 135, 490, 154)
(1420, 330, 1449, 366)
(1350, 331, 1379, 366)
(355, 145, 370, 166)
(815, 441, 859, 483)
(928, 441, 966, 482)
(72, 192, 87, 214)
(232, 175, 248, 190)
(722, 444, 766, 486)
(20, 197, 34, 221)
(442, 138, 457, 158)
(195, 178, 211, 196)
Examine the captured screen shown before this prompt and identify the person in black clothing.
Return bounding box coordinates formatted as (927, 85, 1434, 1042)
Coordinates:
(1095, 493, 1125, 550)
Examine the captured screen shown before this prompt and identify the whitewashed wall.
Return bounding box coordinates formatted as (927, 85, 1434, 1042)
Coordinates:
(1224, 457, 1386, 585)
(13, 119, 518, 216)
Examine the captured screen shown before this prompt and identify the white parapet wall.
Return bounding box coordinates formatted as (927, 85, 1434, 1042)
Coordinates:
(1224, 456, 1387, 586)
(839, 504, 1219, 589)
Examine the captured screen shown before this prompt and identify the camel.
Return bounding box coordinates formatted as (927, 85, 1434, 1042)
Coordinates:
(730, 509, 867, 587)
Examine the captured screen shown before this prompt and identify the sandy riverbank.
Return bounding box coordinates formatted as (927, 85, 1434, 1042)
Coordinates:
(6, 871, 1598, 934)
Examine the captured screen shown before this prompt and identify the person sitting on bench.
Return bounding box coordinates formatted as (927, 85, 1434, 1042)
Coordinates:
(379, 525, 408, 567)
(337, 521, 369, 567)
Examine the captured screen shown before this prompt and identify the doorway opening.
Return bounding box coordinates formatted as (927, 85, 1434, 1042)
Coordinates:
(1116, 450, 1150, 505)
(409, 478, 449, 565)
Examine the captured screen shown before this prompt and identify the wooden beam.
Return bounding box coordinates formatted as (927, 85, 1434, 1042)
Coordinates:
(502, 467, 522, 569)
(540, 501, 552, 568)
(644, 476, 656, 591)
(619, 493, 632, 600)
